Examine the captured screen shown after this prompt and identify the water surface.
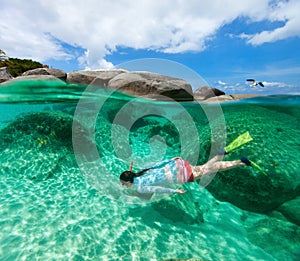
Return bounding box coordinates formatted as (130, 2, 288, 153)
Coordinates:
(0, 80, 299, 260)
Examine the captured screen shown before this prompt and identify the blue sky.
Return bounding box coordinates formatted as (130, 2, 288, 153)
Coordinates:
(1, 0, 300, 95)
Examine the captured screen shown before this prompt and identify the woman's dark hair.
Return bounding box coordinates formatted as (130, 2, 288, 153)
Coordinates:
(120, 168, 152, 183)
(120, 171, 135, 183)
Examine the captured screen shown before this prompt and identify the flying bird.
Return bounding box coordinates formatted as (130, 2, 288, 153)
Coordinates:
(246, 79, 264, 87)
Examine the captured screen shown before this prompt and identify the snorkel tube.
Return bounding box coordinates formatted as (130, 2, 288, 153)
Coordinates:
(129, 161, 134, 172)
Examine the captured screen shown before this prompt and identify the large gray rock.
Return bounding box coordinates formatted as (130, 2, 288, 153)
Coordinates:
(67, 69, 126, 86)
(108, 71, 194, 101)
(22, 68, 49, 76)
(194, 86, 225, 100)
(22, 68, 67, 81)
(230, 94, 261, 100)
(46, 68, 67, 81)
(89, 69, 128, 87)
(1, 75, 67, 86)
(199, 93, 263, 103)
(200, 95, 234, 103)
(0, 67, 13, 83)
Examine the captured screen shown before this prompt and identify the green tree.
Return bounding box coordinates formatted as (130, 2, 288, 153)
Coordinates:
(0, 58, 43, 77)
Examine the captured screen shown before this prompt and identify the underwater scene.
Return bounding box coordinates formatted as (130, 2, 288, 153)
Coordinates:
(0, 80, 299, 260)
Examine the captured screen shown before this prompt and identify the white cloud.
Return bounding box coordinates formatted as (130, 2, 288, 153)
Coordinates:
(262, 81, 292, 88)
(245, 0, 300, 45)
(214, 78, 299, 96)
(217, 80, 226, 85)
(0, 0, 299, 69)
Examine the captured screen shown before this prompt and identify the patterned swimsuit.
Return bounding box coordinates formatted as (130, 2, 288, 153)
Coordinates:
(133, 157, 194, 194)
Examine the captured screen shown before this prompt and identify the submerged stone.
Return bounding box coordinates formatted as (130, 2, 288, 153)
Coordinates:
(206, 103, 300, 213)
(0, 111, 88, 181)
(245, 213, 300, 260)
(277, 196, 300, 226)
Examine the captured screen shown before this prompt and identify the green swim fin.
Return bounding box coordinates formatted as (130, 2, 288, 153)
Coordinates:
(225, 131, 253, 153)
(249, 160, 268, 176)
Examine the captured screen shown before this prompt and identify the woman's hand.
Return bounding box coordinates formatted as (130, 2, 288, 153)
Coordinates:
(176, 189, 187, 194)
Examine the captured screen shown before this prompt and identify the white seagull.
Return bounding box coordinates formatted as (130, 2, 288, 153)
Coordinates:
(246, 79, 264, 87)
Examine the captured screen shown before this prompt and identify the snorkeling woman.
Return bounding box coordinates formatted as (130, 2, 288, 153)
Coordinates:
(120, 154, 252, 194)
(120, 132, 258, 195)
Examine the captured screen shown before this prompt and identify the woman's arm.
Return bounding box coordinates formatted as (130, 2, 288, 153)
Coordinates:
(136, 185, 186, 194)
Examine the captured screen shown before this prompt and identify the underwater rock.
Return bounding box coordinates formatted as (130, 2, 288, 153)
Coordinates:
(162, 259, 206, 261)
(151, 193, 204, 224)
(0, 111, 89, 180)
(206, 104, 300, 213)
(108, 71, 194, 101)
(95, 117, 129, 158)
(0, 148, 62, 180)
(277, 196, 300, 226)
(244, 213, 300, 260)
(0, 111, 74, 144)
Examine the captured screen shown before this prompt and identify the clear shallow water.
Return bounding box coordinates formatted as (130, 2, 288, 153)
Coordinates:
(0, 80, 299, 260)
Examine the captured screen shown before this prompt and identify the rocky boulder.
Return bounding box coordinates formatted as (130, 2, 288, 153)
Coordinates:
(67, 69, 126, 86)
(200, 95, 234, 103)
(107, 71, 194, 101)
(230, 94, 261, 100)
(22, 68, 67, 81)
(1, 75, 67, 85)
(198, 94, 262, 104)
(194, 86, 225, 100)
(0, 67, 13, 83)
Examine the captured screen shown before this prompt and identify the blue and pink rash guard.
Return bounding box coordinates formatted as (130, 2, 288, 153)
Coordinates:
(133, 157, 194, 194)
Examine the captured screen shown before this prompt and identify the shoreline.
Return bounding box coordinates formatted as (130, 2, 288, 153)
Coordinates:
(0, 66, 264, 103)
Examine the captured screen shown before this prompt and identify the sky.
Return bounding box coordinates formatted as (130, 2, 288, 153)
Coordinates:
(1, 0, 300, 95)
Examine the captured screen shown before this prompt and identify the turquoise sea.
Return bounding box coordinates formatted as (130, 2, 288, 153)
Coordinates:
(0, 80, 299, 260)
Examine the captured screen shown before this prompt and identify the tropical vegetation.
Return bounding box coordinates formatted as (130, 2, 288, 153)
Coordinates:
(0, 49, 43, 77)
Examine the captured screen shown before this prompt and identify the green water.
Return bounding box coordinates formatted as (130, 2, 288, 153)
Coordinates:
(0, 80, 299, 260)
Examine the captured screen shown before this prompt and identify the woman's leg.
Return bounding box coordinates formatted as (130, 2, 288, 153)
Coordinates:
(192, 156, 245, 180)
